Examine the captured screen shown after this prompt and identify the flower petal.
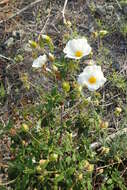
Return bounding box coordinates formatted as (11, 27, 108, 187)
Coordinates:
(63, 38, 92, 59)
(32, 55, 47, 68)
(77, 65, 106, 91)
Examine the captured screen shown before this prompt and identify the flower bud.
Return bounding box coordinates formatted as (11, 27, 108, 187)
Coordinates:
(64, 20, 72, 28)
(98, 168, 104, 174)
(55, 71, 61, 80)
(49, 53, 55, 62)
(36, 166, 42, 173)
(39, 159, 47, 166)
(77, 173, 83, 180)
(114, 156, 122, 163)
(50, 153, 58, 161)
(115, 107, 122, 116)
(101, 147, 110, 154)
(84, 160, 94, 172)
(68, 133, 72, 140)
(62, 81, 70, 92)
(99, 30, 108, 37)
(41, 34, 52, 42)
(52, 65, 58, 72)
(38, 175, 45, 182)
(89, 51, 93, 58)
(92, 31, 98, 38)
(100, 120, 109, 129)
(10, 128, 17, 136)
(29, 40, 38, 48)
(21, 123, 29, 132)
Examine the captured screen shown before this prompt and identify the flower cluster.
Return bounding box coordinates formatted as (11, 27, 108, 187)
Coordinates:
(32, 37, 106, 92)
(63, 38, 106, 91)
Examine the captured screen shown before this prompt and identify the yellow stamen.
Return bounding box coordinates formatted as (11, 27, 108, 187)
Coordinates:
(88, 76, 96, 84)
(75, 51, 83, 57)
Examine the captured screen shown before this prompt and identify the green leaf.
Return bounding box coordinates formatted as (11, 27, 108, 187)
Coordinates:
(0, 82, 6, 98)
(54, 173, 64, 183)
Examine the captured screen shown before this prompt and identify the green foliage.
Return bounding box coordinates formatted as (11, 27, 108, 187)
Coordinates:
(108, 72, 127, 91)
(0, 82, 6, 102)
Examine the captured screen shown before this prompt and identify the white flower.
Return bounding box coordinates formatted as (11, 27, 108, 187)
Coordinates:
(77, 65, 106, 91)
(63, 38, 92, 59)
(32, 55, 47, 68)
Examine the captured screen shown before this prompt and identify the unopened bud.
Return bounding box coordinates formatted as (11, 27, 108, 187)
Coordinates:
(50, 153, 58, 161)
(39, 159, 47, 166)
(78, 173, 83, 180)
(52, 65, 58, 72)
(92, 31, 98, 38)
(21, 123, 29, 132)
(101, 147, 110, 154)
(100, 121, 109, 129)
(99, 30, 108, 37)
(29, 40, 38, 48)
(49, 53, 55, 62)
(115, 107, 122, 116)
(98, 168, 104, 174)
(64, 20, 72, 27)
(62, 81, 70, 92)
(84, 160, 94, 172)
(41, 34, 51, 42)
(36, 166, 42, 173)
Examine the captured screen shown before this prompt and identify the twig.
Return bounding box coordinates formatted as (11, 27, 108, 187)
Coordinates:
(0, 54, 15, 63)
(0, 178, 17, 186)
(62, 0, 68, 23)
(91, 127, 127, 149)
(40, 6, 51, 35)
(96, 160, 124, 170)
(115, 0, 122, 10)
(106, 128, 127, 142)
(0, 0, 43, 25)
(120, 166, 127, 177)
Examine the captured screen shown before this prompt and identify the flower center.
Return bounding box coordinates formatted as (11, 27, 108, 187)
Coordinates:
(88, 76, 96, 84)
(75, 51, 83, 57)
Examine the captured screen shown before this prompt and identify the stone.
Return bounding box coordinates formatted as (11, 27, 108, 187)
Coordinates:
(95, 5, 106, 16)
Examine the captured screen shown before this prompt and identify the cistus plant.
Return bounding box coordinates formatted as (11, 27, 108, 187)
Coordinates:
(6, 34, 127, 190)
